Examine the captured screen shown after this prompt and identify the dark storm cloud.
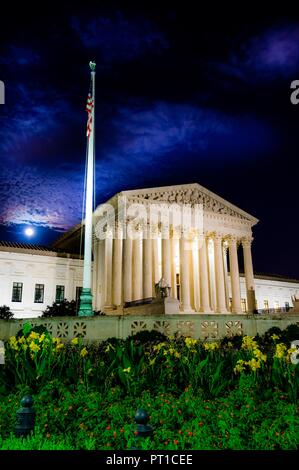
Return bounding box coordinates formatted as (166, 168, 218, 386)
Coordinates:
(71, 12, 169, 63)
(0, 99, 273, 230)
(214, 25, 299, 83)
(1, 83, 79, 161)
(106, 102, 272, 160)
(0, 46, 40, 66)
(0, 165, 84, 229)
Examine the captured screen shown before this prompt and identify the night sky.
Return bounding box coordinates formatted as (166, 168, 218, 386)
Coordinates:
(1, 2, 299, 278)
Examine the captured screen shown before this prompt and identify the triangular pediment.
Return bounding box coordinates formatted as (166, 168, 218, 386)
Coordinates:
(118, 183, 258, 224)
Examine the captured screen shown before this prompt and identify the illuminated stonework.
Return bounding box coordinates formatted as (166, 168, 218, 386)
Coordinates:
(0, 184, 298, 318)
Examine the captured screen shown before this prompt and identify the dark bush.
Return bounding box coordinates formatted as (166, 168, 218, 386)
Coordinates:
(220, 334, 243, 349)
(16, 323, 48, 339)
(42, 299, 77, 317)
(126, 329, 168, 345)
(0, 305, 13, 320)
(281, 324, 299, 343)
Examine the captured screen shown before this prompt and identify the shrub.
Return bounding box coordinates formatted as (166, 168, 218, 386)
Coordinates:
(0, 305, 13, 320)
(42, 299, 77, 317)
(126, 329, 168, 344)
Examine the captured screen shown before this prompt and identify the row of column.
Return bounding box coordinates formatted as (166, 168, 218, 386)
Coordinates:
(95, 229, 256, 313)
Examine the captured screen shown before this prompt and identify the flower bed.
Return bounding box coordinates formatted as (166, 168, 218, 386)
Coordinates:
(0, 323, 298, 449)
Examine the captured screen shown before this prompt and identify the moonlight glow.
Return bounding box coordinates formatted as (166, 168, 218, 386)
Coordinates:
(25, 227, 34, 237)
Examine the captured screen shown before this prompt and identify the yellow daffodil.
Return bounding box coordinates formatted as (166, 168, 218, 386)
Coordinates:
(234, 359, 246, 373)
(9, 336, 19, 350)
(253, 348, 267, 362)
(241, 336, 258, 351)
(247, 358, 261, 371)
(38, 333, 45, 343)
(80, 347, 88, 358)
(71, 337, 79, 345)
(274, 343, 287, 359)
(29, 341, 40, 353)
(28, 331, 39, 340)
(18, 336, 25, 344)
(153, 342, 167, 352)
(163, 347, 182, 357)
(271, 334, 280, 341)
(56, 343, 64, 352)
(203, 342, 219, 351)
(123, 367, 131, 373)
(185, 338, 198, 349)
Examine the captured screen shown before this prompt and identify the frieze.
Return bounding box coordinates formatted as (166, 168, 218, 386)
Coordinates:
(125, 188, 255, 223)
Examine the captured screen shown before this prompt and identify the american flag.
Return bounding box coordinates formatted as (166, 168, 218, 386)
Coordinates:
(86, 91, 94, 138)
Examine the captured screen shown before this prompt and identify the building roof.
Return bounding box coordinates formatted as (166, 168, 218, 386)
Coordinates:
(253, 272, 299, 284)
(0, 240, 82, 259)
(240, 272, 299, 284)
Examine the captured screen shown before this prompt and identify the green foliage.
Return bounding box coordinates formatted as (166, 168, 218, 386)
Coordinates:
(0, 305, 13, 320)
(0, 324, 298, 449)
(42, 299, 77, 317)
(0, 385, 298, 450)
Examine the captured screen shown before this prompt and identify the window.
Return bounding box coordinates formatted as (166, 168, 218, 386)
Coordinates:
(264, 300, 269, 311)
(274, 301, 279, 311)
(176, 273, 180, 300)
(34, 284, 44, 303)
(55, 285, 65, 303)
(285, 302, 290, 310)
(241, 298, 247, 313)
(76, 286, 82, 311)
(12, 282, 23, 302)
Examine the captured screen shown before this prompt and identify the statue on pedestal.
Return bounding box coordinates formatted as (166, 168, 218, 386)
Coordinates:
(155, 278, 171, 299)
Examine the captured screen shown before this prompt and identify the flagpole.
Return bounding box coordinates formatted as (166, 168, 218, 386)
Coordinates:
(78, 61, 96, 317)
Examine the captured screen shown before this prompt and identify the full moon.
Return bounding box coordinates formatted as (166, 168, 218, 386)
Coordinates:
(25, 227, 34, 237)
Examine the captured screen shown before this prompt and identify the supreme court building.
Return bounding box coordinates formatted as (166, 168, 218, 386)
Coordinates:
(0, 183, 298, 318)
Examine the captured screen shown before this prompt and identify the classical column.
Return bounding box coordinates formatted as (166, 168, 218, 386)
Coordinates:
(179, 236, 192, 311)
(192, 238, 201, 311)
(162, 226, 171, 287)
(143, 232, 153, 299)
(97, 239, 105, 308)
(242, 238, 256, 312)
(199, 235, 211, 312)
(104, 230, 113, 307)
(152, 236, 160, 285)
(92, 239, 99, 309)
(207, 239, 217, 311)
(228, 237, 242, 313)
(132, 227, 143, 300)
(123, 235, 133, 303)
(112, 224, 123, 306)
(223, 244, 230, 310)
(213, 234, 227, 313)
(170, 237, 178, 299)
